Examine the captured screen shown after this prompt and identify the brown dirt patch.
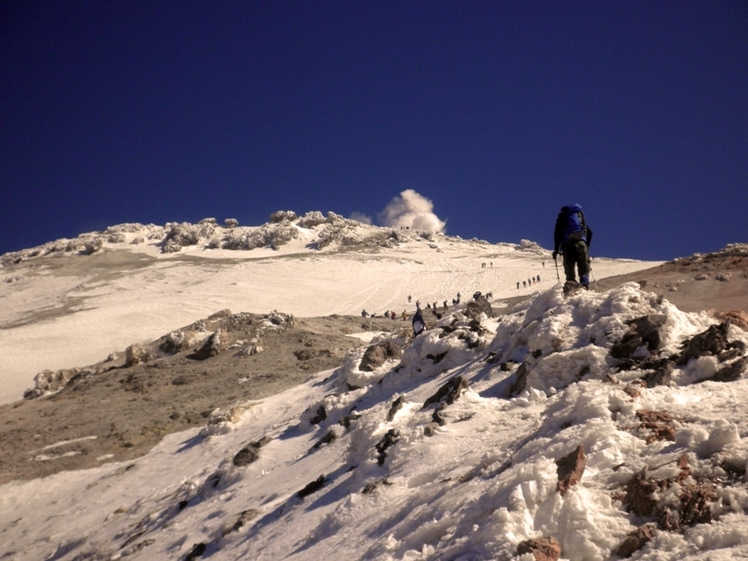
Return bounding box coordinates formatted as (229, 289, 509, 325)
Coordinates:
(0, 313, 401, 484)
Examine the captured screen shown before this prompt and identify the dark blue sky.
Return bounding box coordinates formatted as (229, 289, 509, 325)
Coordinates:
(1, 1, 746, 260)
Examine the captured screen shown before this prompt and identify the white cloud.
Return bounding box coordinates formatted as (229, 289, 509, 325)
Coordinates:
(377, 189, 446, 232)
(349, 212, 373, 225)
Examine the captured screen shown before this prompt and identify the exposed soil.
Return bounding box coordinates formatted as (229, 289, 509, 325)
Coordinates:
(0, 313, 403, 484)
(594, 252, 748, 314)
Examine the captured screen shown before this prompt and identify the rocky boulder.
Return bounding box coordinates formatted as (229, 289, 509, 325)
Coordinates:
(465, 296, 493, 320)
(516, 537, 561, 561)
(359, 341, 402, 372)
(190, 330, 228, 360)
(556, 445, 586, 496)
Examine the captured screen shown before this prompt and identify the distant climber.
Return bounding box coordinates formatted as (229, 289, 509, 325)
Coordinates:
(553, 203, 593, 291)
(412, 308, 426, 337)
(361, 309, 368, 317)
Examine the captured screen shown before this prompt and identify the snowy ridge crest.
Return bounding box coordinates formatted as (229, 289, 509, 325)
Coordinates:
(1, 210, 534, 266)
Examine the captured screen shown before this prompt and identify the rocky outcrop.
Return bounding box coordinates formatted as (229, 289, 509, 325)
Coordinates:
(161, 221, 216, 253)
(125, 344, 151, 367)
(270, 210, 298, 223)
(516, 537, 561, 561)
(464, 296, 493, 320)
(233, 436, 272, 467)
(676, 321, 734, 365)
(24, 368, 81, 399)
(190, 330, 229, 361)
(615, 524, 657, 558)
(359, 341, 402, 372)
(375, 429, 400, 466)
(618, 454, 717, 534)
(610, 315, 667, 359)
(556, 445, 586, 496)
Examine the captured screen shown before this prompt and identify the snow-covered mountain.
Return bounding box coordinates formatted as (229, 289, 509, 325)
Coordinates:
(0, 212, 655, 405)
(2, 213, 747, 561)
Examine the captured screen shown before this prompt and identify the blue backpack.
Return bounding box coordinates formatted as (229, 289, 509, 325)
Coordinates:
(562, 204, 587, 243)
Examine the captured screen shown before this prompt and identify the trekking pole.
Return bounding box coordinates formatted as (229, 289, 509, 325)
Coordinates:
(553, 255, 560, 282)
(590, 257, 598, 291)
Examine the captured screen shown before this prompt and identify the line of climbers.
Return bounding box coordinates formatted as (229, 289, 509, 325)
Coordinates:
(364, 202, 594, 337)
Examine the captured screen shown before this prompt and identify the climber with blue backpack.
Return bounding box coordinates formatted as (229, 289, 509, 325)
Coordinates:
(552, 204, 593, 293)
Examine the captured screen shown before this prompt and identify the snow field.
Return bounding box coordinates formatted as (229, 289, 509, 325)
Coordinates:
(3, 281, 748, 560)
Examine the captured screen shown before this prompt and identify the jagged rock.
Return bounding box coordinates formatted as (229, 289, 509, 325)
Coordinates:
(159, 330, 193, 354)
(615, 524, 657, 558)
(610, 315, 667, 359)
(432, 402, 448, 426)
(375, 429, 400, 466)
(297, 210, 327, 228)
(81, 238, 103, 255)
(624, 471, 663, 517)
(516, 537, 561, 561)
(270, 210, 298, 223)
(556, 445, 586, 496)
(161, 222, 216, 253)
(716, 272, 731, 282)
(125, 344, 150, 367)
(297, 475, 326, 499)
(632, 315, 667, 351)
(312, 430, 337, 450)
(509, 363, 529, 397)
(224, 218, 239, 228)
(663, 480, 716, 531)
(24, 368, 80, 399)
(610, 332, 643, 359)
(201, 404, 250, 435)
(190, 330, 228, 360)
(235, 340, 262, 357)
(337, 412, 361, 429)
(676, 322, 731, 365)
(360, 341, 402, 372)
(709, 356, 747, 382)
(233, 437, 271, 467)
(362, 478, 392, 494)
(387, 396, 405, 422)
(425, 351, 448, 364)
(107, 233, 126, 243)
(221, 509, 259, 537)
(265, 311, 294, 328)
(423, 376, 469, 409)
(464, 296, 493, 320)
(309, 406, 327, 425)
(635, 410, 676, 443)
(621, 454, 717, 533)
(642, 360, 674, 388)
(185, 542, 206, 561)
